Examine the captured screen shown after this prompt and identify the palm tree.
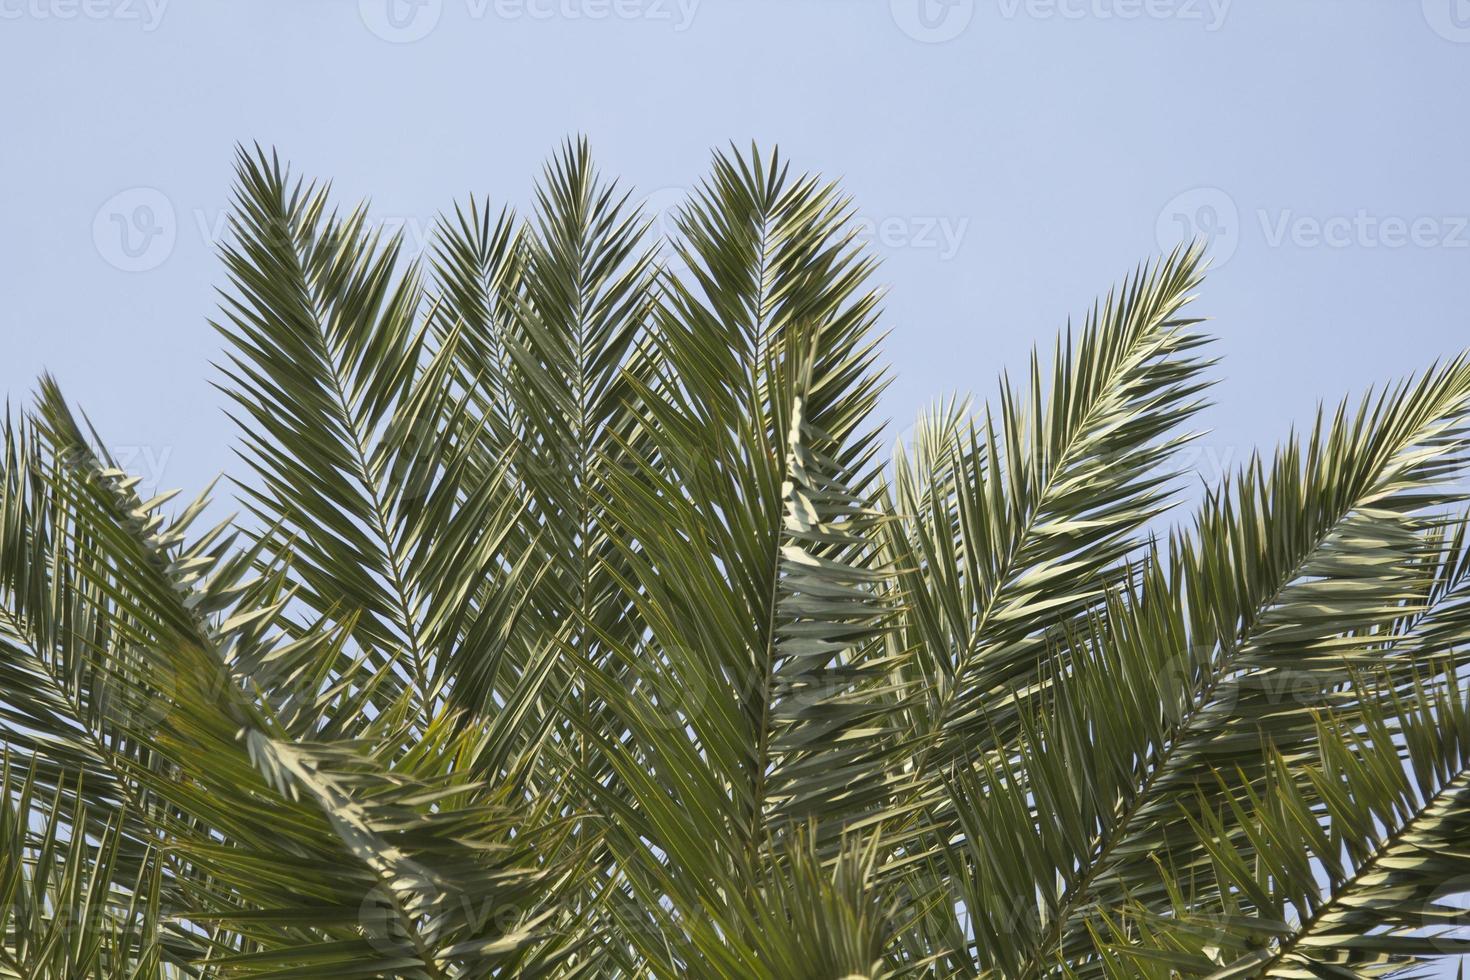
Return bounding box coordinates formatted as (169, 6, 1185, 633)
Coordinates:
(2, 140, 1469, 979)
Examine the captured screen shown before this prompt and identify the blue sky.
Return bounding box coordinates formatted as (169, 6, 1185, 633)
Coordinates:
(2, 0, 1469, 969)
(3, 1, 1468, 509)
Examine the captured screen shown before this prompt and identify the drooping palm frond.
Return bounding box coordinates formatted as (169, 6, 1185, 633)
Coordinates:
(1028, 363, 1470, 973)
(916, 356, 1470, 976)
(1101, 666, 1470, 977)
(0, 755, 171, 979)
(3, 381, 569, 978)
(5, 142, 1470, 979)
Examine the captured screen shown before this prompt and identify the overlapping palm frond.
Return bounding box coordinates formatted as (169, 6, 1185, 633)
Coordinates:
(4, 141, 1470, 979)
(1018, 361, 1470, 976)
(575, 148, 907, 975)
(0, 754, 171, 979)
(7, 382, 568, 978)
(885, 245, 1215, 794)
(1100, 666, 1470, 977)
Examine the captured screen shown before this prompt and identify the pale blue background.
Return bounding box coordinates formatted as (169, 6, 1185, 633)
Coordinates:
(2, 1, 1469, 969)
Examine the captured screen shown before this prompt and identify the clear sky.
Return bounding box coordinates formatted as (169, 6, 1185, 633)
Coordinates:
(2, 0, 1469, 969)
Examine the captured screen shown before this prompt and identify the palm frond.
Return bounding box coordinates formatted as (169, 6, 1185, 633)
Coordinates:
(6, 143, 1470, 980)
(0, 755, 172, 979)
(1105, 667, 1470, 977)
(887, 244, 1214, 804)
(16, 380, 565, 979)
(1003, 358, 1470, 976)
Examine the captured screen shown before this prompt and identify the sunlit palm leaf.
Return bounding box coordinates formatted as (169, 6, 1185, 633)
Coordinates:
(4, 142, 1470, 980)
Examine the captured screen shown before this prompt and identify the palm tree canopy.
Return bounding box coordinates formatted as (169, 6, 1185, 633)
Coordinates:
(3, 140, 1470, 978)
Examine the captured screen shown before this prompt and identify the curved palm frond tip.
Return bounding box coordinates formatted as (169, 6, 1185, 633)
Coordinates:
(2, 139, 1469, 978)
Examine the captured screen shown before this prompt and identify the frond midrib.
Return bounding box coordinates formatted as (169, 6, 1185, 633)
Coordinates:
(1018, 403, 1470, 977)
(899, 263, 1200, 834)
(1250, 763, 1470, 975)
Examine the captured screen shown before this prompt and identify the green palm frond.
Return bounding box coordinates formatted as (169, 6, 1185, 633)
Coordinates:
(5, 141, 1470, 979)
(949, 360, 1470, 977)
(12, 381, 567, 978)
(0, 756, 170, 979)
(1104, 667, 1470, 977)
(887, 245, 1215, 796)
